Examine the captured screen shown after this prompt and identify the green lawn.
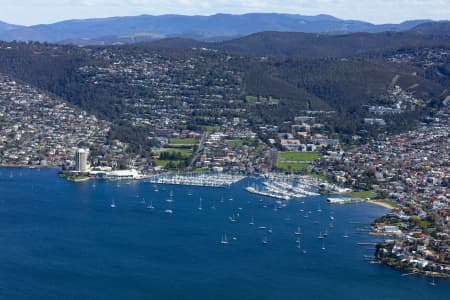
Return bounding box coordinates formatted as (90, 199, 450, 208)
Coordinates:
(156, 148, 192, 158)
(203, 125, 221, 133)
(279, 152, 321, 162)
(345, 191, 377, 199)
(168, 138, 198, 145)
(156, 160, 183, 167)
(227, 139, 244, 147)
(245, 95, 258, 104)
(277, 162, 310, 172)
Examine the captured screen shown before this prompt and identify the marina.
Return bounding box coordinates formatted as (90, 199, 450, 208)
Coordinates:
(148, 173, 246, 187)
(245, 176, 321, 200)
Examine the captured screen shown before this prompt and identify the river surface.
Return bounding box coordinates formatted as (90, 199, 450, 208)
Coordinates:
(0, 168, 448, 299)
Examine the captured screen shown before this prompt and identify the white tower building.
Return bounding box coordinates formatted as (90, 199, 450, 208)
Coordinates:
(75, 148, 89, 172)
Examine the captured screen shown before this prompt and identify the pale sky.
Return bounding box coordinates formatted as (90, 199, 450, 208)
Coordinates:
(1, 0, 449, 26)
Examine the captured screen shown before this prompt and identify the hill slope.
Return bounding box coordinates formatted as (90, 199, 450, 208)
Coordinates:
(149, 31, 450, 58)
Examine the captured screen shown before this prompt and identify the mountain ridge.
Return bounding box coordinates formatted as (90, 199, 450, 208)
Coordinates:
(0, 13, 435, 44)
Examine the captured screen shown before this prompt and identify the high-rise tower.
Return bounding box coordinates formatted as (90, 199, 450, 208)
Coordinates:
(75, 148, 89, 172)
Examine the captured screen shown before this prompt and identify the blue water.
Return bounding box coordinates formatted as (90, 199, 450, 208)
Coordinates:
(0, 168, 448, 300)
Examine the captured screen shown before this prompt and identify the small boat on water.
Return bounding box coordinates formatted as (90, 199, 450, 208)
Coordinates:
(147, 200, 154, 210)
(295, 226, 302, 235)
(220, 233, 229, 245)
(198, 197, 203, 211)
(228, 214, 237, 223)
(164, 209, 173, 214)
(110, 199, 116, 208)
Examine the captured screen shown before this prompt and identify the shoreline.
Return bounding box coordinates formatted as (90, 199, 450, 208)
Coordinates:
(367, 200, 397, 210)
(0, 164, 58, 170)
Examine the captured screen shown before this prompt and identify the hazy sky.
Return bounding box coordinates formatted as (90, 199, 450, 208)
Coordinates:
(2, 0, 450, 26)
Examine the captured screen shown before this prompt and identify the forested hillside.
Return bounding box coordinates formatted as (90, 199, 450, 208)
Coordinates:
(0, 36, 448, 151)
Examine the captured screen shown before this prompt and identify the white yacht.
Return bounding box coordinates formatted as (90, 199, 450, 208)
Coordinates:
(220, 233, 229, 245)
(198, 197, 203, 211)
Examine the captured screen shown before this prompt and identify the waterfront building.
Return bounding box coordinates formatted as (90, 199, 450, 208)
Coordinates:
(75, 148, 89, 172)
(104, 169, 143, 180)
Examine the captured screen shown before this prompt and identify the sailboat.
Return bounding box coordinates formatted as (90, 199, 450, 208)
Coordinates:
(317, 231, 324, 239)
(295, 226, 302, 235)
(153, 184, 159, 192)
(317, 205, 322, 213)
(323, 229, 328, 237)
(220, 233, 229, 245)
(229, 214, 236, 223)
(110, 199, 116, 208)
(343, 231, 349, 238)
(147, 200, 154, 210)
(430, 275, 437, 286)
(249, 216, 255, 225)
(187, 190, 193, 196)
(262, 236, 269, 245)
(321, 239, 326, 250)
(198, 197, 203, 211)
(166, 190, 174, 203)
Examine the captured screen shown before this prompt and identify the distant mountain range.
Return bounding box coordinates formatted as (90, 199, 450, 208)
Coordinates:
(0, 13, 440, 45)
(0, 21, 23, 33)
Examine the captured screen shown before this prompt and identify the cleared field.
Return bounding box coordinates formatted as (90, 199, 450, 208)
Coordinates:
(156, 160, 184, 167)
(203, 125, 220, 133)
(246, 95, 280, 105)
(279, 152, 321, 162)
(156, 148, 192, 158)
(227, 139, 244, 147)
(277, 162, 310, 172)
(345, 191, 376, 199)
(168, 138, 198, 145)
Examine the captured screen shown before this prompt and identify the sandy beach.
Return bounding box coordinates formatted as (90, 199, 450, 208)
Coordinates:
(367, 200, 397, 210)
